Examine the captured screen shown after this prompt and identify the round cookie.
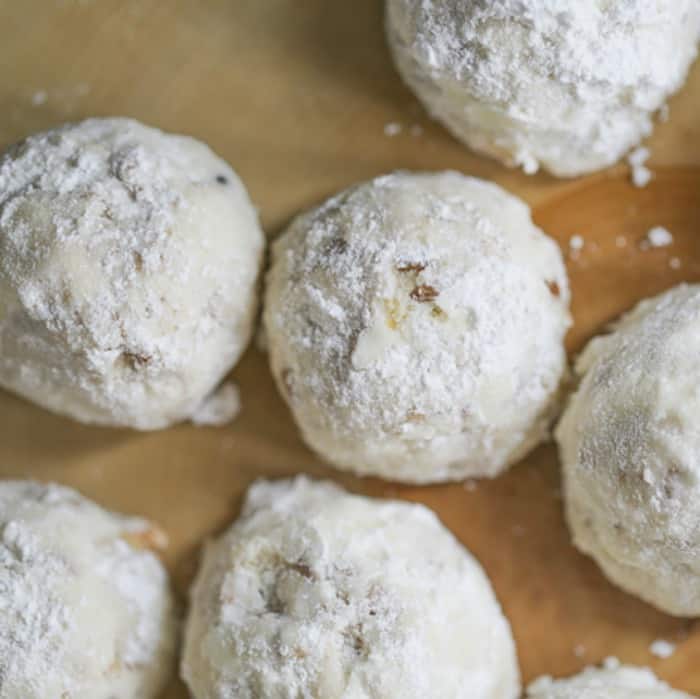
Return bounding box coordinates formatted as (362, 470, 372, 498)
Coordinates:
(182, 476, 520, 699)
(557, 284, 700, 616)
(0, 117, 264, 429)
(0, 480, 177, 698)
(386, 0, 700, 177)
(264, 172, 570, 483)
(527, 660, 694, 698)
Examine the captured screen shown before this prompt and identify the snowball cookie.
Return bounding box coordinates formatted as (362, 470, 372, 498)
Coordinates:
(182, 476, 520, 699)
(264, 172, 570, 483)
(386, 1, 700, 177)
(0, 480, 177, 698)
(0, 117, 264, 429)
(527, 660, 694, 699)
(557, 284, 700, 616)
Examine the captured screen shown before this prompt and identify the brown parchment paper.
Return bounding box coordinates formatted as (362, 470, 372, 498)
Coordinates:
(0, 2, 699, 696)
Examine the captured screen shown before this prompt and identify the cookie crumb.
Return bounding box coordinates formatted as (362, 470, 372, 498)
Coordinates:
(646, 226, 673, 248)
(649, 639, 675, 659)
(569, 235, 584, 251)
(627, 147, 653, 188)
(573, 644, 586, 658)
(384, 122, 402, 137)
(567, 235, 584, 259)
(669, 257, 681, 270)
(603, 657, 621, 670)
(31, 90, 48, 106)
(615, 235, 627, 248)
(463, 479, 478, 492)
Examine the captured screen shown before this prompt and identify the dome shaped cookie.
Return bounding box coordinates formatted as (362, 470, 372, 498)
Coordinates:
(386, 0, 700, 176)
(557, 284, 700, 616)
(182, 476, 520, 699)
(0, 480, 177, 698)
(264, 172, 570, 482)
(0, 117, 264, 428)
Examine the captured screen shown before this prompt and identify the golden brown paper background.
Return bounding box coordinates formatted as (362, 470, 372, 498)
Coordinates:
(1, 1, 699, 696)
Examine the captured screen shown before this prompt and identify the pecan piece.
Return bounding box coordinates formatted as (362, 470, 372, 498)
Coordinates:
(410, 284, 439, 302)
(545, 279, 561, 297)
(397, 262, 426, 273)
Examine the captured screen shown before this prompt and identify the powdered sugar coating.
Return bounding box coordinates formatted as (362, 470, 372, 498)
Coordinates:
(527, 663, 693, 698)
(386, 0, 700, 177)
(264, 172, 570, 483)
(0, 481, 177, 698)
(557, 284, 700, 616)
(0, 118, 264, 429)
(181, 476, 520, 699)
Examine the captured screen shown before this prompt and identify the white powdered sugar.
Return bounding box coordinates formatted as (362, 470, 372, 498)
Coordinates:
(650, 639, 676, 659)
(384, 122, 402, 137)
(528, 662, 693, 698)
(646, 226, 673, 248)
(568, 235, 585, 259)
(386, 1, 700, 176)
(557, 284, 700, 616)
(0, 481, 177, 698)
(0, 513, 74, 696)
(263, 172, 570, 483)
(181, 476, 520, 699)
(0, 117, 263, 429)
(628, 146, 653, 188)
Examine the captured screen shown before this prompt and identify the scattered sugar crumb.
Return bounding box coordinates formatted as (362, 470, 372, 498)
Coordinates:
(463, 479, 478, 492)
(27, 83, 91, 111)
(603, 657, 621, 670)
(31, 90, 48, 106)
(646, 226, 673, 248)
(410, 124, 424, 137)
(569, 235, 584, 251)
(615, 236, 627, 248)
(627, 146, 653, 188)
(658, 104, 670, 123)
(627, 146, 649, 167)
(573, 644, 586, 658)
(190, 383, 241, 427)
(631, 166, 652, 188)
(384, 122, 402, 137)
(567, 235, 584, 259)
(512, 524, 526, 537)
(670, 257, 681, 270)
(649, 639, 676, 659)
